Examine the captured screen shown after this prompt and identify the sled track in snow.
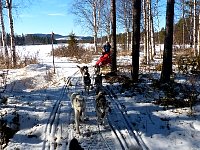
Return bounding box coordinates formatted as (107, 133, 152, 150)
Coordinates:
(105, 85, 149, 150)
(42, 70, 80, 150)
(42, 67, 148, 150)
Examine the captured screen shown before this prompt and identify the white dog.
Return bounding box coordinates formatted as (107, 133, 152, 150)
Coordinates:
(70, 93, 86, 134)
(95, 91, 109, 125)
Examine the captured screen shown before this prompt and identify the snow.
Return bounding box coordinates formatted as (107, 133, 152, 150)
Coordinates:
(0, 44, 200, 150)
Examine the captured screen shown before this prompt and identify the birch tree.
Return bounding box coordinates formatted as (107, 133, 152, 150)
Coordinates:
(6, 0, 16, 67)
(182, 0, 185, 49)
(117, 0, 132, 51)
(101, 0, 111, 42)
(71, 0, 105, 52)
(0, 0, 9, 68)
(142, 0, 148, 63)
(142, 0, 155, 64)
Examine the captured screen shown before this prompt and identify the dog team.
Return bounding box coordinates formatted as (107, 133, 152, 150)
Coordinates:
(70, 65, 109, 134)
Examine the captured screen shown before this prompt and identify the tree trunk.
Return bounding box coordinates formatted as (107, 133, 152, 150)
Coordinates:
(155, 0, 162, 58)
(6, 0, 16, 68)
(126, 29, 129, 51)
(189, 0, 193, 48)
(142, 0, 147, 64)
(0, 0, 9, 68)
(132, 0, 141, 82)
(160, 0, 174, 83)
(193, 0, 196, 56)
(110, 0, 117, 72)
(198, 12, 200, 56)
(182, 0, 185, 49)
(93, 2, 98, 52)
(150, 7, 155, 57)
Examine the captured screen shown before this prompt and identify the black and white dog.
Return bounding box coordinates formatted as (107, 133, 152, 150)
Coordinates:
(77, 65, 88, 76)
(83, 71, 91, 94)
(94, 73, 103, 95)
(77, 65, 91, 94)
(70, 93, 86, 134)
(95, 91, 109, 125)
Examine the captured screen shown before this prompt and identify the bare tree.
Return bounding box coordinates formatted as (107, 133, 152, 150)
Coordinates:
(142, 0, 155, 64)
(0, 0, 9, 68)
(71, 0, 105, 52)
(101, 0, 111, 42)
(132, 0, 141, 82)
(160, 0, 175, 83)
(117, 0, 132, 51)
(110, 0, 117, 72)
(6, 0, 16, 68)
(155, 0, 162, 58)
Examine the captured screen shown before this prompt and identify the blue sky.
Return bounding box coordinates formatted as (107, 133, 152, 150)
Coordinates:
(12, 0, 85, 36)
(8, 0, 167, 37)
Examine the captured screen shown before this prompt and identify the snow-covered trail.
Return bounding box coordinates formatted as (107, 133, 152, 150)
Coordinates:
(15, 62, 144, 150)
(39, 66, 145, 150)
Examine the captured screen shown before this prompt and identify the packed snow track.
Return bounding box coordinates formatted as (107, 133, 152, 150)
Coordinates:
(41, 67, 147, 150)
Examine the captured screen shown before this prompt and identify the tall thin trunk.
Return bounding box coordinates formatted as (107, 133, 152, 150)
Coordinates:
(126, 29, 129, 51)
(148, 0, 153, 61)
(198, 12, 200, 56)
(142, 0, 147, 64)
(160, 0, 174, 83)
(182, 0, 185, 49)
(123, 1, 128, 51)
(156, 0, 162, 58)
(193, 0, 196, 56)
(150, 3, 155, 58)
(0, 0, 9, 68)
(51, 32, 55, 74)
(132, 0, 141, 82)
(110, 0, 117, 72)
(93, 2, 98, 52)
(146, 0, 150, 64)
(190, 0, 193, 48)
(6, 0, 16, 68)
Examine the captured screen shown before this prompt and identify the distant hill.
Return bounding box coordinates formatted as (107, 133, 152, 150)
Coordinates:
(26, 33, 93, 41)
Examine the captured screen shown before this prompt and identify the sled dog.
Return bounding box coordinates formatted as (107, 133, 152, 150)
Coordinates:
(95, 91, 109, 125)
(77, 65, 91, 93)
(69, 138, 84, 150)
(77, 65, 88, 76)
(70, 93, 86, 134)
(83, 71, 91, 94)
(94, 73, 102, 95)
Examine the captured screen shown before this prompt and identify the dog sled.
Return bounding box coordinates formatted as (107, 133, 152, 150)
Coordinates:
(94, 52, 111, 75)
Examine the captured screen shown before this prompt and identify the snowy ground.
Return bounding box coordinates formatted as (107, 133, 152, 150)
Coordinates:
(0, 44, 200, 150)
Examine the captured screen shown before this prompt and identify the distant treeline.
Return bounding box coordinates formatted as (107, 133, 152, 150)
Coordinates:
(0, 33, 54, 45)
(0, 33, 95, 46)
